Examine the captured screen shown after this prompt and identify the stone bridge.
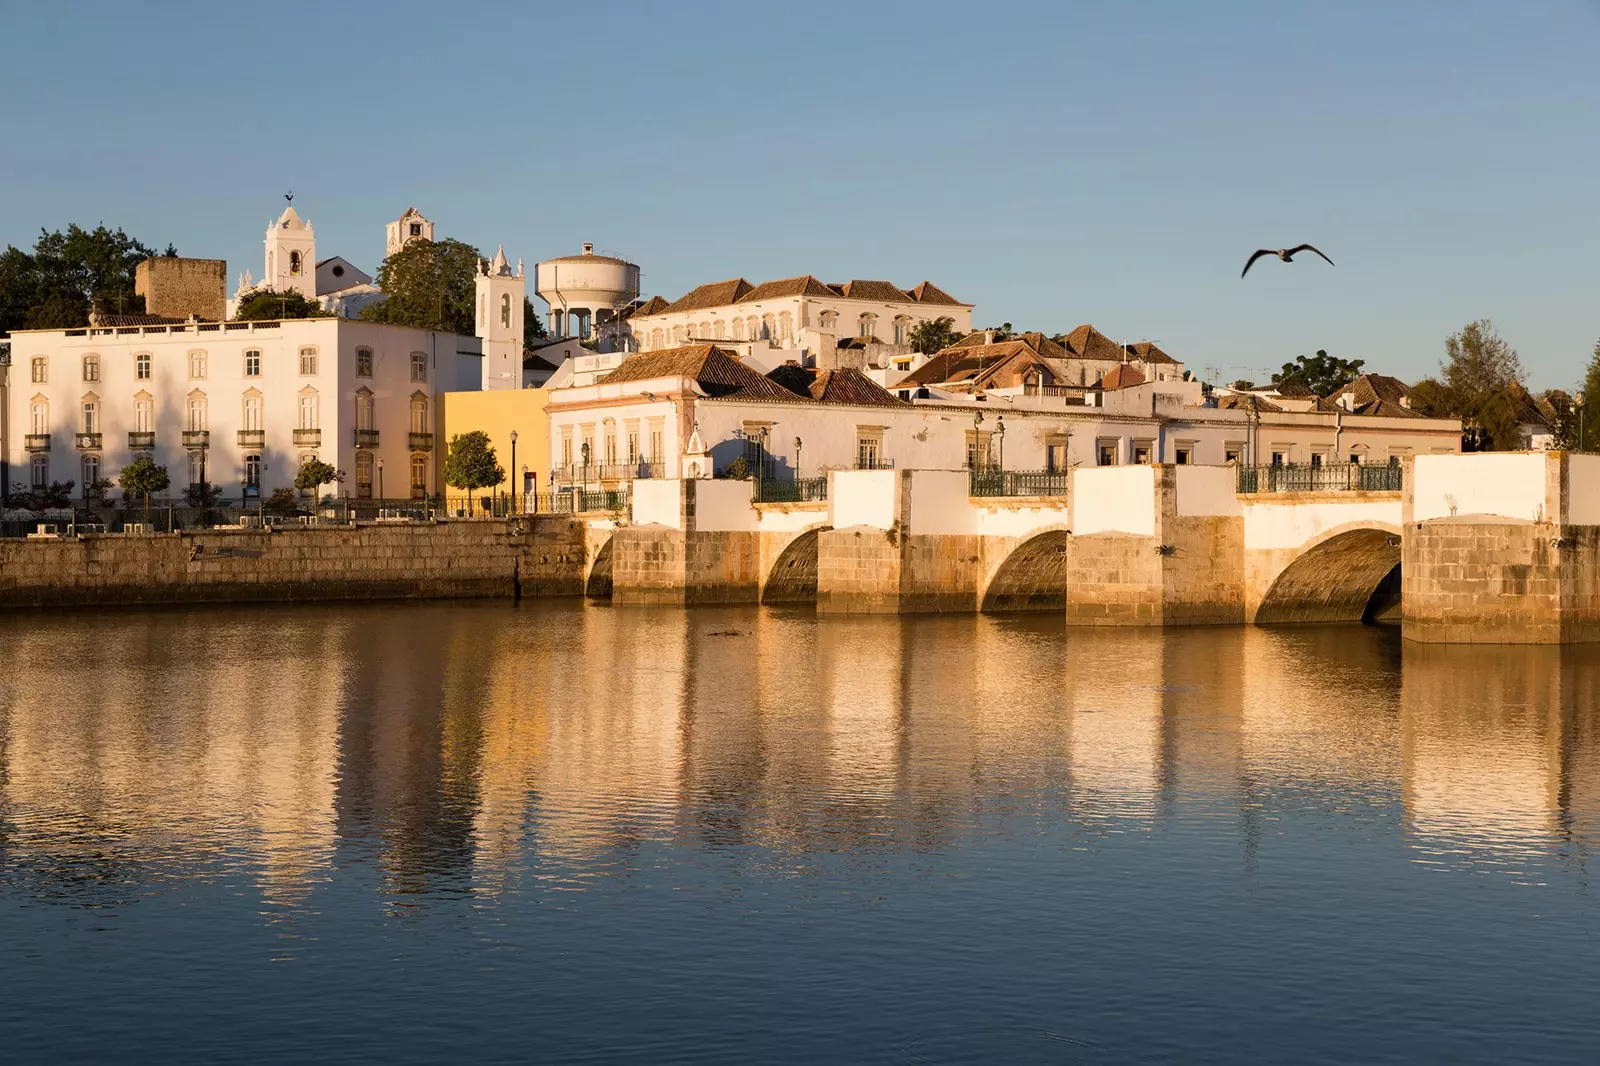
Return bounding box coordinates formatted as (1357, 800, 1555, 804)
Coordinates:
(577, 452, 1600, 643)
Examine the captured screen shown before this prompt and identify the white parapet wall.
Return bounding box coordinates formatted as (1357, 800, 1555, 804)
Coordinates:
(632, 479, 686, 529)
(1568, 454, 1600, 526)
(907, 470, 978, 535)
(1174, 465, 1242, 517)
(830, 469, 899, 530)
(1072, 465, 1157, 536)
(1412, 453, 1552, 523)
(693, 479, 758, 532)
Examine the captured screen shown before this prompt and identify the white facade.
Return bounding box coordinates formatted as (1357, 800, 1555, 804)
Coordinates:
(535, 244, 641, 351)
(386, 207, 434, 258)
(474, 246, 525, 391)
(5, 318, 482, 502)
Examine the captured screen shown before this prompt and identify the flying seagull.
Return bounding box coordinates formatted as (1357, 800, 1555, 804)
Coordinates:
(1241, 244, 1334, 278)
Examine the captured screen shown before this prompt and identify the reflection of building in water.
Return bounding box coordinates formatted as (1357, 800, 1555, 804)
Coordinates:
(1059, 630, 1167, 824)
(0, 613, 342, 911)
(1402, 644, 1600, 869)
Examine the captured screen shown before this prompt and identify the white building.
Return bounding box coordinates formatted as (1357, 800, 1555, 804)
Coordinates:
(626, 276, 974, 370)
(4, 317, 482, 503)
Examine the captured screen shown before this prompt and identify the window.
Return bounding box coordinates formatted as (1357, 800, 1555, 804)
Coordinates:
(561, 429, 573, 468)
(243, 393, 263, 431)
(1097, 439, 1118, 467)
(712, 320, 726, 340)
(356, 389, 375, 431)
(761, 314, 776, 341)
(893, 317, 910, 346)
(856, 432, 883, 470)
(244, 454, 262, 493)
(188, 450, 205, 488)
(1045, 436, 1068, 473)
(290, 250, 303, 276)
(732, 318, 746, 341)
(355, 451, 373, 498)
(187, 394, 207, 431)
(965, 431, 992, 471)
(81, 399, 99, 434)
(1133, 442, 1152, 465)
(858, 313, 876, 339)
(411, 454, 427, 498)
(1225, 444, 1244, 464)
(648, 422, 663, 462)
(135, 352, 151, 380)
(627, 429, 639, 464)
(1175, 443, 1193, 465)
(604, 430, 617, 466)
(299, 392, 319, 430)
(299, 347, 318, 375)
(188, 350, 206, 379)
(244, 349, 261, 377)
(345, 346, 368, 377)
(81, 454, 100, 494)
(1270, 451, 1286, 467)
(30, 356, 47, 384)
(409, 222, 422, 237)
(410, 394, 428, 433)
(1310, 452, 1324, 467)
(778, 311, 793, 345)
(82, 354, 100, 382)
(30, 401, 48, 435)
(30, 454, 48, 489)
(134, 397, 152, 433)
(819, 310, 838, 329)
(410, 351, 427, 382)
(500, 294, 511, 329)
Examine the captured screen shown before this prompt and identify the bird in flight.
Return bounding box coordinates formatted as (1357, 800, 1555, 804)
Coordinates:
(1241, 244, 1334, 278)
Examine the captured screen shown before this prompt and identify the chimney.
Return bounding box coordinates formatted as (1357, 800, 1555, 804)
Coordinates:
(582, 242, 594, 255)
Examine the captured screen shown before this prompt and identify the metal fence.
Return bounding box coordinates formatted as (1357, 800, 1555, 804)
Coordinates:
(969, 469, 1072, 497)
(754, 476, 829, 503)
(1236, 462, 1403, 494)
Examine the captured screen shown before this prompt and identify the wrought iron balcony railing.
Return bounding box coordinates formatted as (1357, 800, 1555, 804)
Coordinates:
(409, 431, 434, 451)
(1236, 462, 1403, 494)
(969, 469, 1071, 498)
(74, 432, 102, 451)
(25, 434, 51, 452)
(354, 428, 380, 448)
(853, 458, 895, 470)
(754, 476, 829, 503)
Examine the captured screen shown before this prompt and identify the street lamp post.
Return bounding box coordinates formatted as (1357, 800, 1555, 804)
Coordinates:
(793, 436, 802, 479)
(509, 430, 518, 514)
(521, 464, 529, 514)
(995, 414, 1006, 474)
(1577, 393, 1587, 453)
(376, 456, 384, 503)
(972, 410, 985, 472)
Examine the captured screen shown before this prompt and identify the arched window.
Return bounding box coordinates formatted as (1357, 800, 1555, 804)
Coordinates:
(651, 328, 664, 350)
(82, 354, 100, 382)
(819, 310, 838, 329)
(186, 392, 207, 431)
(299, 390, 319, 430)
(893, 316, 912, 346)
(242, 391, 263, 431)
(356, 388, 375, 431)
(732, 318, 746, 341)
(748, 315, 760, 339)
(81, 397, 99, 434)
(699, 320, 712, 339)
(501, 293, 511, 328)
(289, 250, 303, 276)
(135, 352, 151, 380)
(410, 393, 429, 433)
(672, 325, 685, 345)
(778, 311, 793, 345)
(761, 314, 776, 341)
(858, 313, 877, 339)
(713, 320, 726, 340)
(410, 454, 428, 499)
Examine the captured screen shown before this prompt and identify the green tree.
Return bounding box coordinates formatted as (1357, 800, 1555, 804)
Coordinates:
(0, 224, 169, 334)
(233, 288, 329, 321)
(1406, 377, 1454, 418)
(1272, 349, 1365, 396)
(1441, 320, 1526, 451)
(294, 458, 342, 498)
(524, 296, 549, 347)
(907, 315, 964, 355)
(442, 431, 505, 514)
(263, 487, 302, 517)
(359, 238, 481, 334)
(117, 457, 170, 525)
(1579, 339, 1600, 452)
(1541, 389, 1578, 451)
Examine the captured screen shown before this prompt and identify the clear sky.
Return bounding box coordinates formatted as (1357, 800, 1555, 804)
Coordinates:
(2, 0, 1596, 387)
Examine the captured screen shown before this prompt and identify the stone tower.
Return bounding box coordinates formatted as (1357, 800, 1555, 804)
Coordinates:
(263, 203, 316, 300)
(475, 245, 525, 390)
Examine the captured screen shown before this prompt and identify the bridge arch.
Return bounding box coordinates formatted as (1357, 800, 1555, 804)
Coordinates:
(585, 537, 614, 599)
(762, 526, 829, 604)
(981, 527, 1073, 613)
(1254, 522, 1402, 625)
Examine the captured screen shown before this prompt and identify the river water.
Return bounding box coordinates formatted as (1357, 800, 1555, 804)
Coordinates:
(1, 602, 1597, 1064)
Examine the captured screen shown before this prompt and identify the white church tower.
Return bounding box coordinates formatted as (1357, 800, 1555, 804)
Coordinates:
(264, 203, 316, 300)
(385, 207, 434, 258)
(475, 246, 525, 390)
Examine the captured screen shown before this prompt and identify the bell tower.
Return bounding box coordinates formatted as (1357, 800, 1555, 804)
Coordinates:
(264, 201, 316, 300)
(475, 245, 525, 390)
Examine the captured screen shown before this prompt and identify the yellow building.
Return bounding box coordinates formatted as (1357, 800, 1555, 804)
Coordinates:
(435, 388, 551, 502)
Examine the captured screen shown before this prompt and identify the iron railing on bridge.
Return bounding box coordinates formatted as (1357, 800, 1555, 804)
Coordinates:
(969, 469, 1072, 497)
(1237, 462, 1403, 494)
(754, 476, 828, 503)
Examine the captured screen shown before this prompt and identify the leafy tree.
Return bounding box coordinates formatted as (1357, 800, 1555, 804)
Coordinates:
(1579, 339, 1600, 452)
(907, 315, 964, 355)
(1441, 320, 1526, 451)
(987, 321, 1015, 342)
(1230, 379, 1256, 391)
(294, 458, 342, 498)
(1541, 389, 1578, 451)
(359, 237, 481, 334)
(263, 487, 302, 517)
(9, 480, 77, 510)
(1407, 377, 1453, 418)
(723, 456, 751, 481)
(117, 458, 169, 524)
(84, 477, 114, 507)
(524, 296, 549, 347)
(0, 224, 164, 334)
(233, 288, 329, 321)
(443, 431, 505, 514)
(1272, 349, 1365, 396)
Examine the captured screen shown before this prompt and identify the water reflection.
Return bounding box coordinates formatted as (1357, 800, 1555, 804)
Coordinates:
(2, 604, 1598, 914)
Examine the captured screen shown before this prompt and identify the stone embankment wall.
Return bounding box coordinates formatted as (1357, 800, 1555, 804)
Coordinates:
(0, 517, 590, 608)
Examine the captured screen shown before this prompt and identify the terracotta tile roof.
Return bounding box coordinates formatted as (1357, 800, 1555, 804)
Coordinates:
(808, 367, 907, 407)
(1124, 340, 1179, 365)
(1058, 324, 1126, 362)
(1097, 364, 1146, 390)
(833, 280, 912, 302)
(599, 344, 796, 399)
(522, 352, 561, 372)
(90, 312, 192, 326)
(630, 295, 670, 316)
(737, 275, 837, 302)
(1326, 373, 1410, 408)
(657, 279, 752, 315)
(1214, 393, 1284, 412)
(1273, 379, 1317, 398)
(908, 280, 964, 305)
(766, 362, 816, 397)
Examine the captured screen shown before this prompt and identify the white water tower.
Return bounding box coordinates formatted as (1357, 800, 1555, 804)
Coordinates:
(535, 243, 641, 352)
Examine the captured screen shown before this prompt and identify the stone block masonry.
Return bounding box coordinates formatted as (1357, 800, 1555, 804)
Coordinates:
(135, 256, 227, 322)
(0, 517, 590, 609)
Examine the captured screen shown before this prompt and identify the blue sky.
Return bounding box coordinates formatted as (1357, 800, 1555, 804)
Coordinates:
(2, 1, 1597, 387)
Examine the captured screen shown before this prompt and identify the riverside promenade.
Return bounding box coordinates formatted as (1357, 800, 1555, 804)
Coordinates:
(1, 452, 1595, 644)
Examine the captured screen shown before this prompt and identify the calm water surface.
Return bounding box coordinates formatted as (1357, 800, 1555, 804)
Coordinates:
(2, 602, 1598, 1064)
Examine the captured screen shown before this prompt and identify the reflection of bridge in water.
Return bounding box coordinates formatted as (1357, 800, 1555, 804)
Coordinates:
(577, 451, 1600, 644)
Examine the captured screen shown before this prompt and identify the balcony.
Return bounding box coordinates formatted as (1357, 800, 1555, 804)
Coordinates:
(293, 428, 321, 448)
(556, 460, 664, 483)
(128, 431, 155, 450)
(969, 469, 1070, 498)
(182, 430, 210, 448)
(754, 476, 828, 503)
(237, 429, 265, 448)
(25, 434, 51, 452)
(354, 428, 380, 448)
(853, 457, 895, 470)
(75, 432, 102, 451)
(408, 431, 434, 451)
(1236, 462, 1403, 494)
